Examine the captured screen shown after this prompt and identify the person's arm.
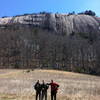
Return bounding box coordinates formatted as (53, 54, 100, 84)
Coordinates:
(57, 84, 59, 87)
(34, 83, 37, 90)
(46, 84, 49, 89)
(47, 83, 51, 85)
(57, 83, 59, 87)
(55, 83, 59, 87)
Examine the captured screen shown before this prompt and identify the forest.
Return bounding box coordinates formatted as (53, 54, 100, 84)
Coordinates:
(0, 24, 100, 75)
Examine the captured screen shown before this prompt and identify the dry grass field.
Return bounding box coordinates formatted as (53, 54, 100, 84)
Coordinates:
(0, 69, 100, 100)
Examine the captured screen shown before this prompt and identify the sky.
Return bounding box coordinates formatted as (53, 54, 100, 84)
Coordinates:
(0, 0, 100, 17)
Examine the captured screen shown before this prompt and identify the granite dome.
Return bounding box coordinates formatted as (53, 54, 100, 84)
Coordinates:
(0, 13, 100, 35)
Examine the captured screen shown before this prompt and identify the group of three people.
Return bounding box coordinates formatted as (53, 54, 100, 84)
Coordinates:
(34, 80, 59, 100)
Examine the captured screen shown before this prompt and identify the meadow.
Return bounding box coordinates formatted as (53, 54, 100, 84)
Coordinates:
(0, 69, 100, 100)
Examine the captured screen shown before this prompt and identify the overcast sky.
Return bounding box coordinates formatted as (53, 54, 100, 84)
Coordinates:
(0, 0, 100, 17)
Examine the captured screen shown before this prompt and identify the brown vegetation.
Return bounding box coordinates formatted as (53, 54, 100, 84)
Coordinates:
(0, 26, 100, 75)
(0, 69, 100, 100)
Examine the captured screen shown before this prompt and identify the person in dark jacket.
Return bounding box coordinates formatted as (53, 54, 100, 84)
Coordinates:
(41, 80, 49, 100)
(34, 80, 42, 100)
(48, 80, 59, 100)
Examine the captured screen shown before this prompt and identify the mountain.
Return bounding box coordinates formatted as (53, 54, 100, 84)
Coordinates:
(0, 13, 100, 75)
(0, 13, 100, 35)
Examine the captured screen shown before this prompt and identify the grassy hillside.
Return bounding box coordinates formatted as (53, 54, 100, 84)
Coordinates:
(0, 69, 100, 100)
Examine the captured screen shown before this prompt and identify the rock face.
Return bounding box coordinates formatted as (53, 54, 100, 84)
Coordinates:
(0, 13, 100, 35)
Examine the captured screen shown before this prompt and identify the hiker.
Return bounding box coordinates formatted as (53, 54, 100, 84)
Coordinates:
(48, 80, 59, 100)
(41, 80, 49, 100)
(34, 80, 42, 100)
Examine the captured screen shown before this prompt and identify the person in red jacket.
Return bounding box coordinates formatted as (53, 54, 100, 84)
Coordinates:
(48, 80, 59, 100)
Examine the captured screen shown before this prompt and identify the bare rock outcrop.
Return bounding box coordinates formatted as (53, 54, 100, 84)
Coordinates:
(0, 13, 100, 35)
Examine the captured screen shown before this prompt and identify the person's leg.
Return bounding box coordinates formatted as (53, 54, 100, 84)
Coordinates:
(39, 92, 41, 100)
(51, 93, 53, 100)
(42, 91, 44, 100)
(54, 93, 56, 100)
(45, 92, 47, 100)
(36, 92, 38, 100)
